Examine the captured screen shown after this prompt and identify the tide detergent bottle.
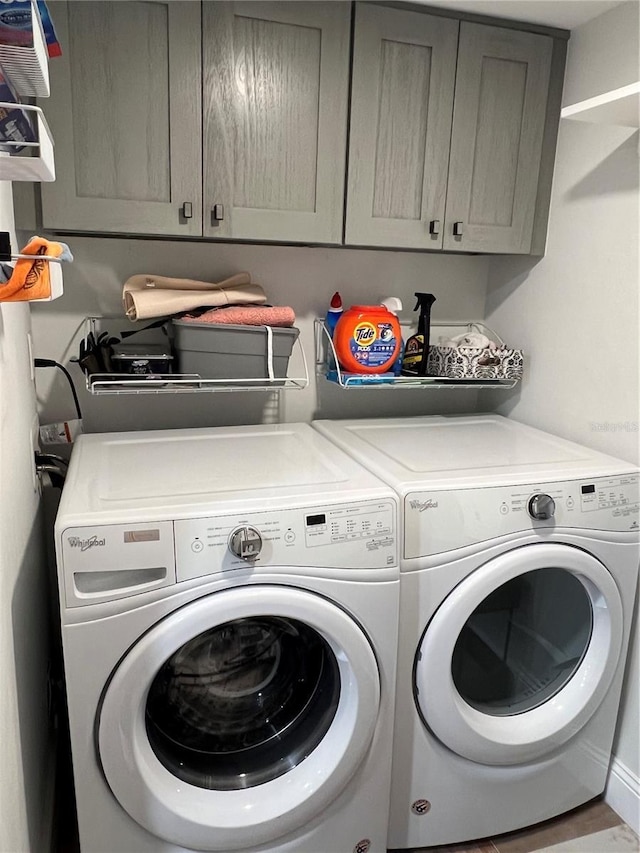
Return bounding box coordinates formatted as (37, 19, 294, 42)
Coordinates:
(333, 305, 402, 374)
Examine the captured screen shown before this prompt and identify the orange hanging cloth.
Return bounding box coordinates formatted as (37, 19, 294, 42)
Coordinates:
(0, 236, 64, 302)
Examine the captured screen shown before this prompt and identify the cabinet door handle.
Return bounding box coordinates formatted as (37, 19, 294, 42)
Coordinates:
(453, 221, 464, 237)
(181, 202, 193, 219)
(212, 203, 225, 222)
(429, 219, 440, 235)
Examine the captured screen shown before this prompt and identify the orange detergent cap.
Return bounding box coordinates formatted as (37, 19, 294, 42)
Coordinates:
(333, 305, 401, 374)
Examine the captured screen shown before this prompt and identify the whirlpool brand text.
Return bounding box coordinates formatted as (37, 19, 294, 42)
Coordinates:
(68, 535, 106, 552)
(409, 499, 439, 512)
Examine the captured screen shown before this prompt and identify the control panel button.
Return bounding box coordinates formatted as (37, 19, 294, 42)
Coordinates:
(528, 493, 556, 520)
(284, 530, 296, 544)
(566, 496, 575, 509)
(191, 539, 204, 554)
(228, 526, 263, 561)
(500, 503, 509, 515)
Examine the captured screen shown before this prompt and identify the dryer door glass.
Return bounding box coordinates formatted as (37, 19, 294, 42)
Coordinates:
(145, 616, 340, 790)
(451, 568, 592, 715)
(414, 543, 624, 765)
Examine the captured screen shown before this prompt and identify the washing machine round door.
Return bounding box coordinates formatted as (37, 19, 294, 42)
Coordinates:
(97, 585, 380, 851)
(415, 543, 623, 765)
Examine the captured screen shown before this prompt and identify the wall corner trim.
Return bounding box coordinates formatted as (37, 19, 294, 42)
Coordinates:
(605, 756, 640, 836)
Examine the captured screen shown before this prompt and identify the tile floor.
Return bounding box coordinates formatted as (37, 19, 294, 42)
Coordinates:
(404, 800, 639, 853)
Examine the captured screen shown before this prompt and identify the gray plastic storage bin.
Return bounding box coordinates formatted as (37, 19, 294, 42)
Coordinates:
(172, 320, 299, 381)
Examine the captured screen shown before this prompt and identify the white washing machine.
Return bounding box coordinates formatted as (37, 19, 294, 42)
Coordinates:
(54, 423, 400, 853)
(313, 414, 640, 849)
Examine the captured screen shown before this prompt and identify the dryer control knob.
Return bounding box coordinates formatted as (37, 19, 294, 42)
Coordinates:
(528, 493, 556, 520)
(229, 526, 263, 561)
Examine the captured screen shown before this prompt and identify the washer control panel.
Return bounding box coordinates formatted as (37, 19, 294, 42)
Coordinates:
(405, 473, 639, 558)
(175, 500, 397, 582)
(303, 504, 394, 548)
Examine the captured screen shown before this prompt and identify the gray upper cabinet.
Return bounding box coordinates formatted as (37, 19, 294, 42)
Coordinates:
(443, 23, 553, 254)
(345, 5, 459, 250)
(40, 1, 202, 236)
(35, 1, 564, 255)
(202, 2, 351, 244)
(346, 5, 559, 255)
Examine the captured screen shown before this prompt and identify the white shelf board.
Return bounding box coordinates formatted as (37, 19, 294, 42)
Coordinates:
(0, 105, 55, 182)
(561, 82, 640, 128)
(0, 0, 50, 97)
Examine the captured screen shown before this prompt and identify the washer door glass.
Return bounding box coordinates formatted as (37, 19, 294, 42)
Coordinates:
(146, 616, 340, 790)
(415, 543, 623, 766)
(451, 568, 592, 716)
(98, 585, 380, 851)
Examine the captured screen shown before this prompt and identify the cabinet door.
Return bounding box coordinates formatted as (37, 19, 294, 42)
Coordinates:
(202, 2, 350, 244)
(345, 5, 458, 249)
(41, 1, 202, 236)
(443, 23, 553, 254)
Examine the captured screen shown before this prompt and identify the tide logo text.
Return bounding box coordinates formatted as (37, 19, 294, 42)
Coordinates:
(353, 323, 377, 346)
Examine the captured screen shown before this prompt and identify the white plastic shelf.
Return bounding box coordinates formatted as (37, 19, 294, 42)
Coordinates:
(0, 0, 50, 97)
(561, 82, 640, 128)
(0, 102, 55, 181)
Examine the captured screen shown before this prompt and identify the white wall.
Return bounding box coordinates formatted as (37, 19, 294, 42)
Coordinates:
(482, 119, 639, 461)
(482, 0, 639, 830)
(561, 0, 640, 107)
(0, 181, 55, 851)
(30, 237, 490, 432)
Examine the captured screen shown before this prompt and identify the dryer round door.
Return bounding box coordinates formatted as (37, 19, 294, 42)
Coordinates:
(97, 585, 380, 851)
(415, 543, 623, 765)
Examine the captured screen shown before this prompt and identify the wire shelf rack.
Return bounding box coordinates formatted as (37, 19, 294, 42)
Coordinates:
(83, 317, 310, 395)
(314, 319, 520, 391)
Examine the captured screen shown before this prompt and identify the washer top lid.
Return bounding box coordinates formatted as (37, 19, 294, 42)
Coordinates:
(313, 415, 636, 491)
(57, 423, 394, 524)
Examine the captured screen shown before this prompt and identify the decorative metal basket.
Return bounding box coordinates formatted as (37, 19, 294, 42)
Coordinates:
(426, 323, 523, 381)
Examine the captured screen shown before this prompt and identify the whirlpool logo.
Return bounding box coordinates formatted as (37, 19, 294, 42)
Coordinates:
(68, 535, 106, 552)
(409, 499, 439, 512)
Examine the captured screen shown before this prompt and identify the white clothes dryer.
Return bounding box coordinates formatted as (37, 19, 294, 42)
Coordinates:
(313, 415, 639, 849)
(54, 423, 400, 853)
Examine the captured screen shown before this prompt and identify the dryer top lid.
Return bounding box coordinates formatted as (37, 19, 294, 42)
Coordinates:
(312, 415, 636, 492)
(56, 423, 394, 525)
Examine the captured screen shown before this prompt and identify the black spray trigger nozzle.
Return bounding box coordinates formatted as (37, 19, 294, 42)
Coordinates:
(413, 292, 436, 311)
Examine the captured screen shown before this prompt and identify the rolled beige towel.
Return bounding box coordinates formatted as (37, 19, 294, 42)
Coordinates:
(122, 273, 267, 321)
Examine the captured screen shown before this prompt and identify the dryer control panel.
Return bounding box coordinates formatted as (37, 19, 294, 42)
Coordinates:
(175, 499, 398, 582)
(405, 473, 639, 559)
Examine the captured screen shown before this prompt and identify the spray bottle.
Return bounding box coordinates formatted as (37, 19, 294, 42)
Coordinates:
(401, 292, 436, 376)
(324, 292, 343, 337)
(324, 291, 343, 370)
